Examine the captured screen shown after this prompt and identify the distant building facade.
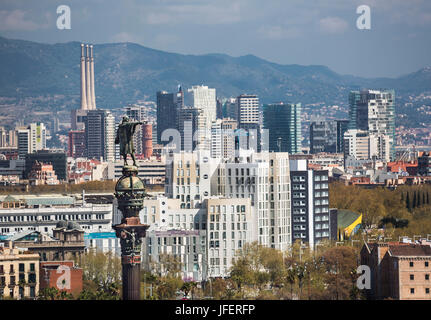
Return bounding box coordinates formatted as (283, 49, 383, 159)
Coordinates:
(263, 103, 302, 154)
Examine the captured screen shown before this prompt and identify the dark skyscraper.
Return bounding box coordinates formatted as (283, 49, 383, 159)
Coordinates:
(309, 119, 349, 154)
(156, 91, 177, 145)
(263, 102, 302, 154)
(310, 121, 337, 154)
(336, 120, 349, 153)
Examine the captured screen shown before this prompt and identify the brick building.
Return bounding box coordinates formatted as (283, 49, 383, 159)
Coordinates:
(361, 241, 431, 300)
(39, 261, 83, 296)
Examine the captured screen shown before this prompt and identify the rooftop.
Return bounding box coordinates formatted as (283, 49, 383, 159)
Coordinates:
(389, 244, 431, 257)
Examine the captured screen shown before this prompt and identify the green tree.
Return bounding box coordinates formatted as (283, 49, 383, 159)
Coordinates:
(77, 250, 122, 300)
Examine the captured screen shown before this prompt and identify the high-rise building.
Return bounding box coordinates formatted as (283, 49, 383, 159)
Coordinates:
(16, 123, 47, 160)
(126, 105, 147, 155)
(349, 89, 395, 160)
(210, 118, 238, 159)
(343, 129, 370, 161)
(176, 85, 184, 109)
(85, 110, 115, 161)
(188, 85, 217, 125)
(104, 112, 116, 162)
(336, 120, 349, 153)
(237, 94, 259, 125)
(344, 129, 391, 162)
(0, 127, 7, 147)
(309, 119, 349, 154)
(28, 122, 46, 153)
(177, 107, 203, 152)
(289, 159, 330, 247)
(263, 103, 302, 154)
(165, 151, 217, 209)
(223, 98, 237, 120)
(310, 121, 337, 154)
(17, 129, 30, 160)
(236, 94, 261, 152)
(156, 91, 177, 145)
(218, 151, 292, 251)
(216, 98, 223, 119)
(68, 130, 86, 158)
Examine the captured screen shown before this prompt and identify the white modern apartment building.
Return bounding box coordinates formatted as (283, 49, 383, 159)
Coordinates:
(165, 151, 220, 209)
(142, 229, 207, 282)
(16, 122, 47, 160)
(217, 151, 291, 251)
(205, 197, 256, 278)
(344, 129, 371, 161)
(104, 111, 116, 163)
(210, 118, 237, 160)
(188, 85, 217, 124)
(28, 122, 47, 153)
(344, 129, 391, 162)
(236, 94, 260, 125)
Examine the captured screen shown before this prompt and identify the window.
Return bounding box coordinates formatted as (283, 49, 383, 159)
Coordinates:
(426, 262, 429, 267)
(410, 274, 414, 280)
(426, 274, 430, 281)
(410, 262, 414, 267)
(426, 288, 430, 294)
(410, 288, 415, 294)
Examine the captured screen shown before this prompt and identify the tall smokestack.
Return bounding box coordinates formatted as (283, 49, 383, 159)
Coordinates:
(90, 45, 96, 109)
(85, 45, 92, 109)
(80, 44, 87, 110)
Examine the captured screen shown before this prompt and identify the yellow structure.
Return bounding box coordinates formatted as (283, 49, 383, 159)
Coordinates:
(337, 210, 362, 241)
(0, 242, 40, 299)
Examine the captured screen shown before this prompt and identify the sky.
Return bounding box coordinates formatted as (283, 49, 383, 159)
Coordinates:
(0, 0, 431, 78)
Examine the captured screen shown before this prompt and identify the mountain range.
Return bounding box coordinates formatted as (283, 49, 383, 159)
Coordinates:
(0, 36, 430, 109)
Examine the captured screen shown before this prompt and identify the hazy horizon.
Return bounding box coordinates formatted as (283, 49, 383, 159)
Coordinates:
(1, 0, 431, 78)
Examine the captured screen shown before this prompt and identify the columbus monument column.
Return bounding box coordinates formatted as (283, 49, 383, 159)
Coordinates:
(113, 116, 148, 300)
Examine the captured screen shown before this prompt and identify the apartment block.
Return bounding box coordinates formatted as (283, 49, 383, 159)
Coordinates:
(289, 159, 330, 247)
(0, 242, 40, 299)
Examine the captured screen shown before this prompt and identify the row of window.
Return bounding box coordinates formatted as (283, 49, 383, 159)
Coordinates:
(410, 288, 430, 294)
(210, 205, 246, 214)
(409, 261, 429, 267)
(0, 263, 36, 274)
(409, 274, 430, 280)
(0, 214, 105, 223)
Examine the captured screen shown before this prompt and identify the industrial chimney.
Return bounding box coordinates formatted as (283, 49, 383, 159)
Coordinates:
(90, 45, 96, 109)
(85, 45, 92, 109)
(80, 44, 87, 110)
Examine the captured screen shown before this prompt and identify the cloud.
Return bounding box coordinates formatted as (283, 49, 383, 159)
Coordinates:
(111, 32, 140, 43)
(257, 25, 302, 40)
(139, 1, 247, 25)
(318, 16, 349, 34)
(0, 10, 49, 31)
